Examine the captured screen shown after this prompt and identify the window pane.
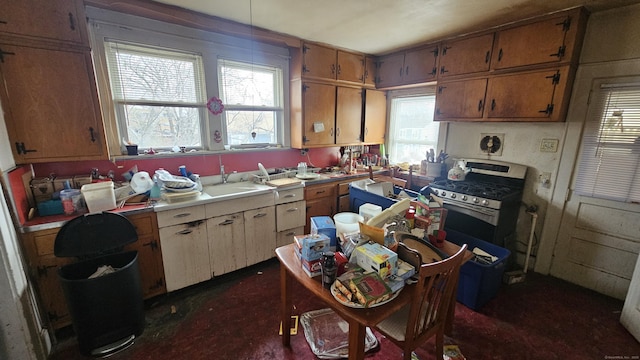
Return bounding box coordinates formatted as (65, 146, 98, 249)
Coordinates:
(226, 110, 277, 145)
(388, 95, 438, 165)
(219, 60, 278, 106)
(124, 105, 202, 148)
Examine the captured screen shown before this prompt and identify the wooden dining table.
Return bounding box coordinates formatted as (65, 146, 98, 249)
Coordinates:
(276, 240, 471, 360)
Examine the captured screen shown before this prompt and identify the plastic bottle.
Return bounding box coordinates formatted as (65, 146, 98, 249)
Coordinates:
(405, 207, 416, 229)
(150, 174, 162, 200)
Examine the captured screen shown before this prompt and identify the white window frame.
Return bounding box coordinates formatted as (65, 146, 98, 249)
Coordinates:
(87, 7, 290, 156)
(386, 86, 447, 166)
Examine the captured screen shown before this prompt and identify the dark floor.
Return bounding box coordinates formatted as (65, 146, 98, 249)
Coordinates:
(48, 258, 640, 360)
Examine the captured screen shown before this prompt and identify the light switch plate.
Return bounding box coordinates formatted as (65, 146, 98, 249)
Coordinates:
(540, 138, 558, 152)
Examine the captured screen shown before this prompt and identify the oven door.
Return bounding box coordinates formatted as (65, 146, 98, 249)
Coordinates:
(442, 201, 499, 245)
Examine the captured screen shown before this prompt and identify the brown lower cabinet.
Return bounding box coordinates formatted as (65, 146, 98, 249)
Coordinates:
(20, 210, 165, 329)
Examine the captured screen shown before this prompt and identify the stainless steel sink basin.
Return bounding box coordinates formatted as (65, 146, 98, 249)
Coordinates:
(203, 182, 273, 199)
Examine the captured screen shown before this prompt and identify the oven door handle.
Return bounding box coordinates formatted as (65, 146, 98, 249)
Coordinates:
(443, 201, 499, 226)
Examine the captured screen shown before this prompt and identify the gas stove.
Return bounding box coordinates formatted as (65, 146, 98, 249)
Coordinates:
(429, 159, 527, 210)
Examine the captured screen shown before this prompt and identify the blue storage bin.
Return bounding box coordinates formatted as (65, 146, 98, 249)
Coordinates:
(348, 182, 419, 211)
(445, 229, 510, 310)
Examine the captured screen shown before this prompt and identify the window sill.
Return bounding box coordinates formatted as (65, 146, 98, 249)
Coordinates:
(110, 146, 290, 161)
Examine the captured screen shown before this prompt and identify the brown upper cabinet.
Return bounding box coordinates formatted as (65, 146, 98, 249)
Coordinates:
(302, 42, 366, 84)
(0, 0, 88, 46)
(491, 9, 588, 70)
(364, 56, 377, 87)
(438, 33, 494, 78)
(363, 89, 387, 144)
(376, 44, 439, 88)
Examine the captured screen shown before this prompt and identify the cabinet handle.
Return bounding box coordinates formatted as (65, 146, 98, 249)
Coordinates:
(285, 231, 297, 236)
(177, 229, 193, 235)
(283, 194, 295, 198)
(316, 190, 326, 195)
(68, 12, 76, 30)
(0, 48, 15, 63)
(399, 67, 403, 77)
(330, 128, 334, 136)
(89, 127, 97, 142)
(15, 142, 37, 155)
(286, 208, 298, 212)
(37, 265, 57, 277)
(438, 86, 446, 94)
(538, 104, 554, 115)
(497, 48, 503, 62)
(253, 212, 267, 218)
(441, 46, 451, 55)
(331, 64, 336, 75)
(485, 51, 490, 63)
(336, 64, 341, 75)
(549, 46, 566, 59)
(143, 241, 158, 250)
(431, 67, 437, 76)
(491, 99, 496, 111)
(405, 66, 409, 76)
(435, 108, 442, 116)
(0, 20, 6, 25)
(336, 128, 340, 136)
(219, 219, 234, 226)
(478, 100, 484, 112)
(440, 66, 448, 74)
(173, 213, 191, 218)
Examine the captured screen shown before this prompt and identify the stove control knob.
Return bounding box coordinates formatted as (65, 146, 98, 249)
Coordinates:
(441, 191, 447, 197)
(472, 197, 479, 204)
(450, 193, 456, 199)
(461, 195, 468, 201)
(481, 199, 489, 206)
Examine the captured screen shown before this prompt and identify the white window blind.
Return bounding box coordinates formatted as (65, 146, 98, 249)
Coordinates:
(104, 41, 206, 149)
(574, 81, 640, 203)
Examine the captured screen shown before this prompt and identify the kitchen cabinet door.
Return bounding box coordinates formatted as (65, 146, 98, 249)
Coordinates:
(364, 56, 377, 87)
(302, 42, 336, 80)
(276, 200, 306, 231)
(337, 50, 364, 83)
(376, 52, 405, 88)
(435, 78, 488, 121)
(335, 87, 363, 145)
(124, 212, 166, 298)
(485, 67, 570, 121)
(363, 89, 387, 144)
(0, 43, 107, 163)
(491, 9, 586, 70)
(159, 220, 210, 292)
(0, 0, 87, 45)
(207, 212, 246, 276)
(439, 33, 494, 78)
(403, 45, 439, 84)
(244, 206, 276, 266)
(301, 82, 336, 146)
(276, 226, 304, 249)
(304, 182, 337, 233)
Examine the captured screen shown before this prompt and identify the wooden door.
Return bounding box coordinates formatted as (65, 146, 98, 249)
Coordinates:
(244, 206, 276, 266)
(302, 42, 337, 80)
(159, 220, 210, 292)
(363, 89, 387, 144)
(364, 56, 377, 87)
(0, 0, 87, 44)
(485, 67, 568, 120)
(439, 33, 494, 78)
(337, 50, 364, 83)
(376, 52, 405, 88)
(302, 82, 336, 146)
(0, 43, 106, 163)
(335, 87, 363, 145)
(403, 45, 439, 84)
(207, 212, 246, 276)
(492, 13, 572, 70)
(435, 78, 487, 120)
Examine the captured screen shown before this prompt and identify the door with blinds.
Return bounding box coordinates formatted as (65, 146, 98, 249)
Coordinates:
(550, 72, 640, 301)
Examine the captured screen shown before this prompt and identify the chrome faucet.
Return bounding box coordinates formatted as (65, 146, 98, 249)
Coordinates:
(220, 165, 228, 183)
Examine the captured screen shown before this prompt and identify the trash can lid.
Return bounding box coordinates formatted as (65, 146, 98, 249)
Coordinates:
(54, 212, 138, 258)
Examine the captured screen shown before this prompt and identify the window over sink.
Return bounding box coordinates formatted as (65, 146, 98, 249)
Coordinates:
(88, 8, 290, 155)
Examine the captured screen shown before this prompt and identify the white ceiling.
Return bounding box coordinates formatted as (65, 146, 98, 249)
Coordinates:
(152, 0, 640, 55)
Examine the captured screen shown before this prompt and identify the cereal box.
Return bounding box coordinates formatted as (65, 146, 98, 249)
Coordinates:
(310, 216, 337, 251)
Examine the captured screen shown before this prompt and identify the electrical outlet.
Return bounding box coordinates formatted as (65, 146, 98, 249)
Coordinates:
(539, 172, 551, 187)
(300, 148, 308, 156)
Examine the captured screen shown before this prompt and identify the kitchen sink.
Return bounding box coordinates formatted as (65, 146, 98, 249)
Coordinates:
(203, 182, 273, 199)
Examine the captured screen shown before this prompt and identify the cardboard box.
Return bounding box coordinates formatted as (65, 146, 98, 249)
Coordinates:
(353, 242, 398, 279)
(294, 234, 330, 261)
(73, 174, 92, 189)
(348, 272, 393, 307)
(31, 177, 55, 204)
(53, 176, 74, 191)
(310, 216, 337, 251)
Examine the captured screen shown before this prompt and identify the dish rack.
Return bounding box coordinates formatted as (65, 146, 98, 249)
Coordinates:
(252, 167, 320, 184)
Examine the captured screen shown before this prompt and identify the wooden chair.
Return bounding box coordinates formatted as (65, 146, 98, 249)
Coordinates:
(375, 242, 468, 360)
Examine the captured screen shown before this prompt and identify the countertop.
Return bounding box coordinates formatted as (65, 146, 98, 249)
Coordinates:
(20, 169, 385, 233)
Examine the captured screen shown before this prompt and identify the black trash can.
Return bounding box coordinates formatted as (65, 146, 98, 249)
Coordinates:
(55, 212, 145, 357)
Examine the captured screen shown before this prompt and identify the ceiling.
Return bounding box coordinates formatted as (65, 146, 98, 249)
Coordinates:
(151, 0, 640, 55)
